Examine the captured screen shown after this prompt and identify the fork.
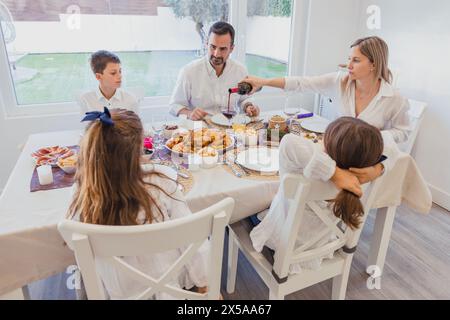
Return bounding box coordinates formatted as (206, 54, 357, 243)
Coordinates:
(232, 155, 250, 176)
(170, 162, 189, 179)
(222, 157, 242, 178)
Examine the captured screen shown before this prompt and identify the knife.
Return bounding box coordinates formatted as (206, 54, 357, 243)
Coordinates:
(225, 161, 242, 178)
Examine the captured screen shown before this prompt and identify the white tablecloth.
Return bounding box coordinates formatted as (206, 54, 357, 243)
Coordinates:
(0, 113, 432, 295)
(0, 128, 280, 294)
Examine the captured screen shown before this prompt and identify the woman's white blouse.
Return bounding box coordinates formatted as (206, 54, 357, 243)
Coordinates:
(74, 174, 209, 299)
(284, 72, 411, 143)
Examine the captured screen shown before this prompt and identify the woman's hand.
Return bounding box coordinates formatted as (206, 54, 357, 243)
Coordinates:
(331, 167, 362, 197)
(240, 76, 266, 94)
(349, 163, 384, 184)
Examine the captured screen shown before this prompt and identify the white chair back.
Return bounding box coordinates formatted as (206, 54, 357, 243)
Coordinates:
(273, 174, 382, 280)
(399, 99, 427, 154)
(58, 197, 234, 300)
(227, 174, 384, 299)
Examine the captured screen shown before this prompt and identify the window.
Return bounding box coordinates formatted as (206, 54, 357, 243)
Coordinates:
(245, 0, 292, 78)
(0, 0, 230, 107)
(0, 0, 298, 116)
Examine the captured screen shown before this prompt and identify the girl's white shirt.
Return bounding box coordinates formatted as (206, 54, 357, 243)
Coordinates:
(250, 133, 400, 274)
(71, 174, 209, 299)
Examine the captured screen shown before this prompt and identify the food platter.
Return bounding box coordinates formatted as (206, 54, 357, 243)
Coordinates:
(165, 128, 234, 156)
(31, 146, 75, 166)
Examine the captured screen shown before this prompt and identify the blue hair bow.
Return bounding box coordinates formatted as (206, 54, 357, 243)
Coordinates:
(81, 107, 114, 126)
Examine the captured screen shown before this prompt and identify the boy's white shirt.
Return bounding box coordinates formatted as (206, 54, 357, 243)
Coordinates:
(78, 87, 140, 115)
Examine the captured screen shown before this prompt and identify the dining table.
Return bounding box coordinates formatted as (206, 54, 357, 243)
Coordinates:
(0, 110, 432, 298)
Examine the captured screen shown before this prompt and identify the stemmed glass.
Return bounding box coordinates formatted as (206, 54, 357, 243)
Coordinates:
(221, 106, 236, 127)
(283, 92, 300, 128)
(151, 114, 167, 153)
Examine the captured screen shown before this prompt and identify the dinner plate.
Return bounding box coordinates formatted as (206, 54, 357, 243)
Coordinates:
(210, 113, 252, 127)
(300, 118, 331, 134)
(141, 164, 177, 180)
(236, 147, 279, 174)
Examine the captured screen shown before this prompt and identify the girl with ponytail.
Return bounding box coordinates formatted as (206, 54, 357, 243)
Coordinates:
(250, 117, 384, 273)
(67, 108, 210, 299)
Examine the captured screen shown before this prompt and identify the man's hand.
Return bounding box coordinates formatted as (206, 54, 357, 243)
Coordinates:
(188, 107, 209, 120)
(244, 103, 260, 117)
(349, 163, 384, 184)
(330, 167, 362, 197)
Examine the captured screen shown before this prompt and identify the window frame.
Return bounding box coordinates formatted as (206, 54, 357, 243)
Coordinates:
(0, 0, 304, 118)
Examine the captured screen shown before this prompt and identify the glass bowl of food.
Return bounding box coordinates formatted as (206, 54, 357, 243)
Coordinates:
(198, 147, 219, 169)
(163, 124, 180, 139)
(57, 154, 78, 174)
(268, 115, 288, 132)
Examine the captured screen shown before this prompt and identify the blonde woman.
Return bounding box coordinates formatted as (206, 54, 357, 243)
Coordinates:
(67, 108, 209, 299)
(242, 36, 410, 144)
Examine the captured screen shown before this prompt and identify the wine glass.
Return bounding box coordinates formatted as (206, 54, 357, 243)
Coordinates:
(283, 93, 300, 128)
(221, 96, 237, 127)
(151, 114, 167, 152)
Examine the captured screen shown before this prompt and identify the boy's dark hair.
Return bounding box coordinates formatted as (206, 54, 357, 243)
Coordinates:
(208, 21, 235, 46)
(90, 50, 121, 74)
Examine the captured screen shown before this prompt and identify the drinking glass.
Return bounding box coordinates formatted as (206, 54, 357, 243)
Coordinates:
(284, 93, 300, 128)
(151, 114, 167, 151)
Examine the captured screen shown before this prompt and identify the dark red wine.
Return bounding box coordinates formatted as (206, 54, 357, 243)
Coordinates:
(222, 110, 236, 119)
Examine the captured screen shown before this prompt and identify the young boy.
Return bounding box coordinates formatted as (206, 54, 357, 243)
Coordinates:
(78, 50, 140, 115)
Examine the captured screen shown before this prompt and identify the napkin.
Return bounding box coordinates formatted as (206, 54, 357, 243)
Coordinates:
(141, 164, 178, 180)
(179, 114, 206, 130)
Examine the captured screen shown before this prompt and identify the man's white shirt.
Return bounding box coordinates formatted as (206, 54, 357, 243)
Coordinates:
(169, 56, 252, 116)
(79, 87, 140, 115)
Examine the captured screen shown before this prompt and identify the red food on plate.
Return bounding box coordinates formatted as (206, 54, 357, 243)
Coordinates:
(32, 146, 74, 166)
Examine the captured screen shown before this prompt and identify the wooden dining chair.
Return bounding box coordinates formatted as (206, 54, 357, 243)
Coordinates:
(226, 174, 384, 300)
(58, 197, 234, 300)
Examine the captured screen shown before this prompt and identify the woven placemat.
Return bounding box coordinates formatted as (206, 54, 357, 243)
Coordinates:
(30, 145, 79, 192)
(142, 160, 194, 195)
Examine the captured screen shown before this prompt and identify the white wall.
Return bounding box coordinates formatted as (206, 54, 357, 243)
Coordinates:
(304, 0, 361, 76)
(246, 16, 291, 62)
(9, 7, 292, 63)
(9, 8, 200, 53)
(355, 0, 450, 209)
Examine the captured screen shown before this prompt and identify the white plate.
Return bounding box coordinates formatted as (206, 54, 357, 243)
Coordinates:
(300, 118, 331, 134)
(236, 147, 279, 174)
(141, 164, 177, 180)
(210, 113, 251, 127)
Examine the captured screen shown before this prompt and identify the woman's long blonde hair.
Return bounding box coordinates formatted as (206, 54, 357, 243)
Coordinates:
(68, 108, 165, 225)
(351, 36, 392, 83)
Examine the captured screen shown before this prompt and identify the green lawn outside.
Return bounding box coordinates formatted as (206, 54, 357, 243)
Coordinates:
(13, 51, 287, 105)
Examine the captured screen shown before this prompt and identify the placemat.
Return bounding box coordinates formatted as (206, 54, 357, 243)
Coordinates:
(221, 149, 279, 181)
(141, 159, 194, 195)
(30, 145, 79, 192)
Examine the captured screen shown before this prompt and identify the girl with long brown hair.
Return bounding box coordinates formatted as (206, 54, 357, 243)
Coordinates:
(250, 117, 385, 273)
(67, 108, 209, 299)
